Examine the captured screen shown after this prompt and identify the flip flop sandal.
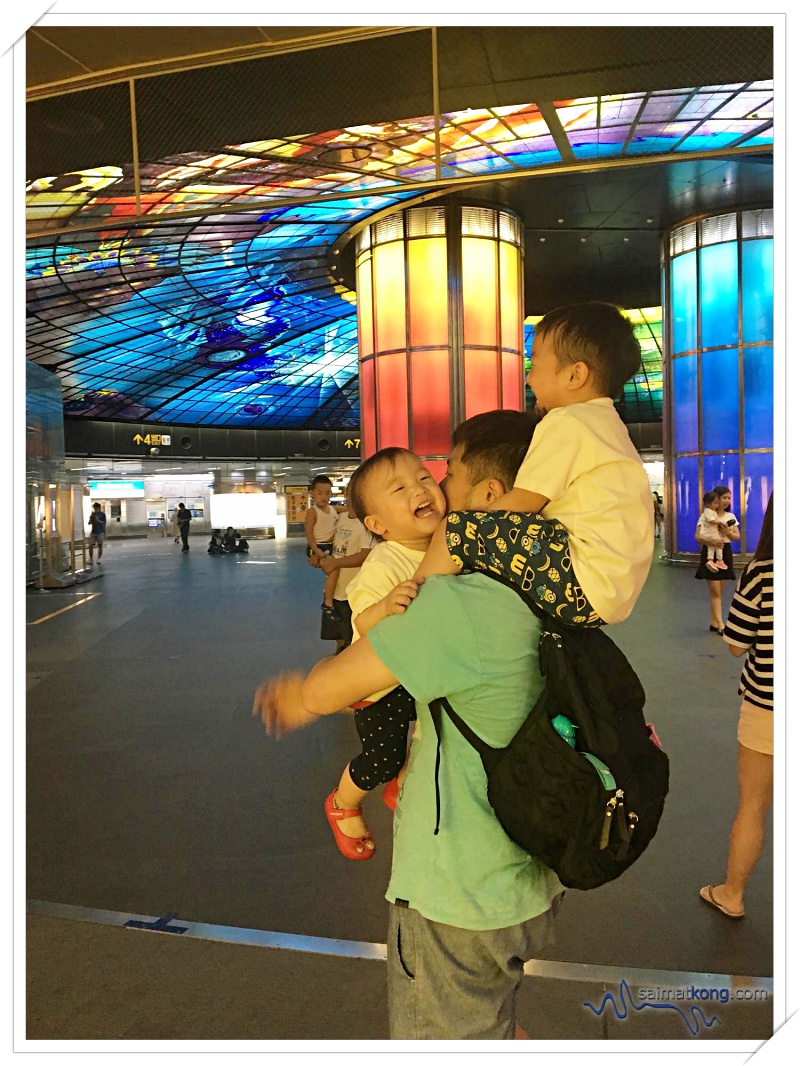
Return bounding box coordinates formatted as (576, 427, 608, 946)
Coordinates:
(700, 884, 745, 919)
(324, 790, 375, 861)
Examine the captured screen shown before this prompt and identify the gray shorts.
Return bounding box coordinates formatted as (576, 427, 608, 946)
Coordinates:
(387, 893, 564, 1040)
(88, 533, 105, 546)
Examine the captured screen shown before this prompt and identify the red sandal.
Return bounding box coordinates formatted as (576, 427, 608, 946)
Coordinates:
(324, 790, 375, 861)
(382, 777, 400, 811)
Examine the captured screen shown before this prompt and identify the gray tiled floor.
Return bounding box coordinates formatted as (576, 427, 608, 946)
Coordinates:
(26, 534, 774, 1040)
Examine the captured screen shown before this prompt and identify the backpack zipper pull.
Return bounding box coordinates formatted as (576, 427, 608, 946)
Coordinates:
(599, 796, 616, 850)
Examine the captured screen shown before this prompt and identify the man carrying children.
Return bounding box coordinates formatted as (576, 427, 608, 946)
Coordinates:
(254, 303, 654, 1039)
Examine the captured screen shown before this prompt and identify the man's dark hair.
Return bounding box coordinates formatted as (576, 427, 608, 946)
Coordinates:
(92, 501, 101, 509)
(348, 447, 409, 526)
(452, 410, 538, 492)
(703, 490, 719, 506)
(310, 475, 332, 489)
(536, 302, 641, 399)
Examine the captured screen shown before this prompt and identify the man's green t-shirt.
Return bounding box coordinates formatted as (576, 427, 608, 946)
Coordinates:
(367, 573, 563, 931)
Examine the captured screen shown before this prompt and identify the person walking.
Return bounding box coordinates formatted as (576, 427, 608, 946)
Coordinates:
(176, 502, 192, 552)
(87, 501, 107, 567)
(694, 484, 740, 633)
(700, 493, 773, 919)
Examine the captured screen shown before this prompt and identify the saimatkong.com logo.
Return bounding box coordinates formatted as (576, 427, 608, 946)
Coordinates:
(584, 979, 770, 1036)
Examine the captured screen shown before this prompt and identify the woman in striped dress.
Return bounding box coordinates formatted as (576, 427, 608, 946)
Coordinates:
(700, 493, 773, 919)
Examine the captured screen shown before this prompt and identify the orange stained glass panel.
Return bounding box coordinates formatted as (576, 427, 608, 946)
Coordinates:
(410, 349, 452, 456)
(407, 237, 449, 347)
(356, 256, 374, 357)
(360, 356, 377, 457)
(373, 241, 407, 354)
(376, 352, 410, 449)
(499, 242, 522, 352)
(501, 352, 524, 411)
(462, 237, 498, 347)
(424, 458, 448, 486)
(464, 348, 500, 419)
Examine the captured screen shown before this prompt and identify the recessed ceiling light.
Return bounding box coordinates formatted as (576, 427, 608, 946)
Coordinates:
(623, 237, 630, 243)
(539, 237, 546, 242)
(557, 218, 565, 223)
(580, 237, 587, 243)
(646, 217, 654, 223)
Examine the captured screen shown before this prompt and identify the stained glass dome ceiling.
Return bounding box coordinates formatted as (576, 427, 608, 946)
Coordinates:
(26, 82, 773, 429)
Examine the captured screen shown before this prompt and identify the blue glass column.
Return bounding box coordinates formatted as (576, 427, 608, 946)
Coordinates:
(664, 209, 773, 558)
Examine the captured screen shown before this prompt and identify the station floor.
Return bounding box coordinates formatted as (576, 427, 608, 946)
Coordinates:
(25, 535, 774, 1042)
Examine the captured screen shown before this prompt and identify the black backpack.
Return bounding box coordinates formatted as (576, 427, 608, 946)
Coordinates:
(429, 577, 669, 891)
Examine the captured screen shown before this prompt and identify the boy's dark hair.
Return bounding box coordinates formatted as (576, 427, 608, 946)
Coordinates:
(452, 410, 539, 491)
(703, 490, 719, 506)
(310, 475, 332, 489)
(536, 302, 641, 399)
(348, 447, 410, 527)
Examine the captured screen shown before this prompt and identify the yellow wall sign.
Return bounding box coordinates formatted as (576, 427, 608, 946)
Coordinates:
(133, 433, 172, 446)
(344, 438, 361, 449)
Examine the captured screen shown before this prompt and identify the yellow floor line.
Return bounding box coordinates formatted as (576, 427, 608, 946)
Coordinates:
(27, 593, 101, 626)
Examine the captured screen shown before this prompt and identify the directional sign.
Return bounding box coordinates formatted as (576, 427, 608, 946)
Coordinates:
(133, 432, 171, 446)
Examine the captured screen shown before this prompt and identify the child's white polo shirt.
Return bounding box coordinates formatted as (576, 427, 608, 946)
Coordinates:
(514, 397, 653, 624)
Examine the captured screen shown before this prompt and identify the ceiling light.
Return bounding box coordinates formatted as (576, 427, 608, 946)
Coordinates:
(623, 237, 630, 243)
(557, 218, 565, 223)
(580, 237, 587, 243)
(539, 237, 546, 242)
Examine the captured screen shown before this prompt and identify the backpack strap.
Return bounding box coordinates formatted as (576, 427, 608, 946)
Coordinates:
(426, 573, 557, 838)
(429, 696, 498, 836)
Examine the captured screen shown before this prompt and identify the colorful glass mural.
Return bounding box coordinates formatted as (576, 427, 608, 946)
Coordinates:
(26, 84, 771, 428)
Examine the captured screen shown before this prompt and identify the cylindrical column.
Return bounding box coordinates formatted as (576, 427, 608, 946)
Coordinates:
(356, 201, 525, 480)
(664, 208, 773, 559)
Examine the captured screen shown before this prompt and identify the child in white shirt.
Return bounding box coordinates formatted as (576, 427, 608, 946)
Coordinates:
(416, 302, 654, 626)
(322, 448, 446, 861)
(304, 475, 346, 626)
(697, 491, 728, 571)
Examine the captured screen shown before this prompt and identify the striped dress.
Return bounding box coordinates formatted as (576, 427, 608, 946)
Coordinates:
(722, 558, 774, 711)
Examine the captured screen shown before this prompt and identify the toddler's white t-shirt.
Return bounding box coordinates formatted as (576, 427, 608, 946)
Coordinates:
(348, 540, 426, 701)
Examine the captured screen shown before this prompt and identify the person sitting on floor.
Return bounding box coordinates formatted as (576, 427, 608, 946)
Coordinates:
(208, 530, 226, 554)
(222, 527, 249, 553)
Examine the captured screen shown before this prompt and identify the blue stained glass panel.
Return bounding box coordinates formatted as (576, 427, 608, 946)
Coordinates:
(675, 455, 699, 553)
(743, 452, 774, 553)
(742, 239, 773, 343)
(672, 354, 698, 453)
(700, 243, 738, 349)
(743, 346, 773, 449)
(671, 253, 697, 354)
(703, 452, 741, 554)
(701, 348, 740, 452)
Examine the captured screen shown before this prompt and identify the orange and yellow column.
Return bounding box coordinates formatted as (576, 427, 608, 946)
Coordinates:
(355, 201, 525, 480)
